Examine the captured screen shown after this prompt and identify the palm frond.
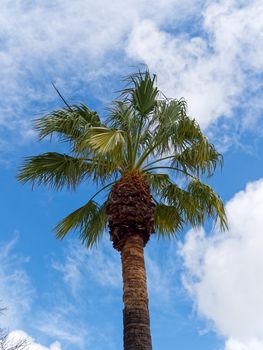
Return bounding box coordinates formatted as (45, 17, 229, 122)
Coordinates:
(78, 127, 127, 161)
(145, 172, 171, 196)
(187, 180, 227, 230)
(55, 200, 107, 247)
(135, 99, 189, 167)
(152, 100, 202, 153)
(172, 141, 223, 177)
(122, 71, 158, 117)
(35, 104, 101, 143)
(161, 180, 227, 230)
(107, 101, 134, 133)
(154, 204, 183, 238)
(17, 152, 92, 190)
(88, 156, 121, 184)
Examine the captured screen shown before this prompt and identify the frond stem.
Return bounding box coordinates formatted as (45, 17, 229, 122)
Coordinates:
(135, 143, 158, 169)
(51, 82, 73, 111)
(89, 181, 117, 202)
(133, 115, 144, 166)
(127, 133, 134, 168)
(142, 155, 176, 169)
(143, 166, 197, 180)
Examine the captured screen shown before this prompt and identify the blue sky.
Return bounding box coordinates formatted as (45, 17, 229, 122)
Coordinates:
(0, 0, 263, 349)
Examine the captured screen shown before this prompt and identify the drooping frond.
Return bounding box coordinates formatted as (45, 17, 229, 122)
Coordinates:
(35, 104, 101, 143)
(154, 204, 183, 238)
(55, 200, 108, 247)
(17, 152, 92, 190)
(147, 171, 226, 237)
(161, 180, 227, 230)
(172, 141, 223, 177)
(145, 172, 171, 196)
(187, 180, 227, 230)
(17, 152, 121, 188)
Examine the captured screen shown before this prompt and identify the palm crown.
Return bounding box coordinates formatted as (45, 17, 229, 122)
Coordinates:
(18, 71, 227, 247)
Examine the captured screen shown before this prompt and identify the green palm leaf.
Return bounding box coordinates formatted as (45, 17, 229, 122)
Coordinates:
(35, 104, 101, 143)
(55, 200, 108, 247)
(187, 180, 227, 230)
(17, 152, 91, 190)
(123, 71, 158, 117)
(88, 127, 126, 153)
(146, 172, 171, 196)
(161, 180, 227, 230)
(107, 101, 135, 133)
(78, 127, 127, 164)
(154, 204, 183, 238)
(172, 141, 223, 177)
(149, 100, 207, 156)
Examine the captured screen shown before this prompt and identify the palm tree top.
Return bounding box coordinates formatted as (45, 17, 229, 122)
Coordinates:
(17, 70, 227, 246)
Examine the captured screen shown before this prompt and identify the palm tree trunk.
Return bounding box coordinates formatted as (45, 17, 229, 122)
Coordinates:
(121, 234, 152, 350)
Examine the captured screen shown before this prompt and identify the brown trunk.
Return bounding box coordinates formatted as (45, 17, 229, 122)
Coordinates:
(121, 234, 152, 350)
(106, 171, 154, 349)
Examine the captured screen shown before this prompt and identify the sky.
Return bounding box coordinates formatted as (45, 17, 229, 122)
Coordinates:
(0, 0, 263, 349)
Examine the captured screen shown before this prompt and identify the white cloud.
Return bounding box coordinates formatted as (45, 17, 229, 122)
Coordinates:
(0, 236, 34, 329)
(126, 0, 263, 132)
(180, 178, 263, 348)
(225, 337, 263, 350)
(8, 330, 61, 350)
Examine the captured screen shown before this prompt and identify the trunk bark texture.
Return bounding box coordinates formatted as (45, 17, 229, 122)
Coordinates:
(121, 234, 152, 350)
(106, 171, 155, 349)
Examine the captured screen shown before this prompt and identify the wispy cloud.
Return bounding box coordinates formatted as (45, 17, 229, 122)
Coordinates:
(145, 242, 180, 306)
(0, 235, 34, 329)
(36, 303, 89, 349)
(52, 239, 122, 295)
(0, 236, 77, 349)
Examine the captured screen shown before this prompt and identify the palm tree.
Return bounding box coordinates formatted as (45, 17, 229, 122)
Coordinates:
(17, 71, 227, 350)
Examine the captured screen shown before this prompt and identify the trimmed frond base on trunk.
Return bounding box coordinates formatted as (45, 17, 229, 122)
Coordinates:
(106, 171, 155, 251)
